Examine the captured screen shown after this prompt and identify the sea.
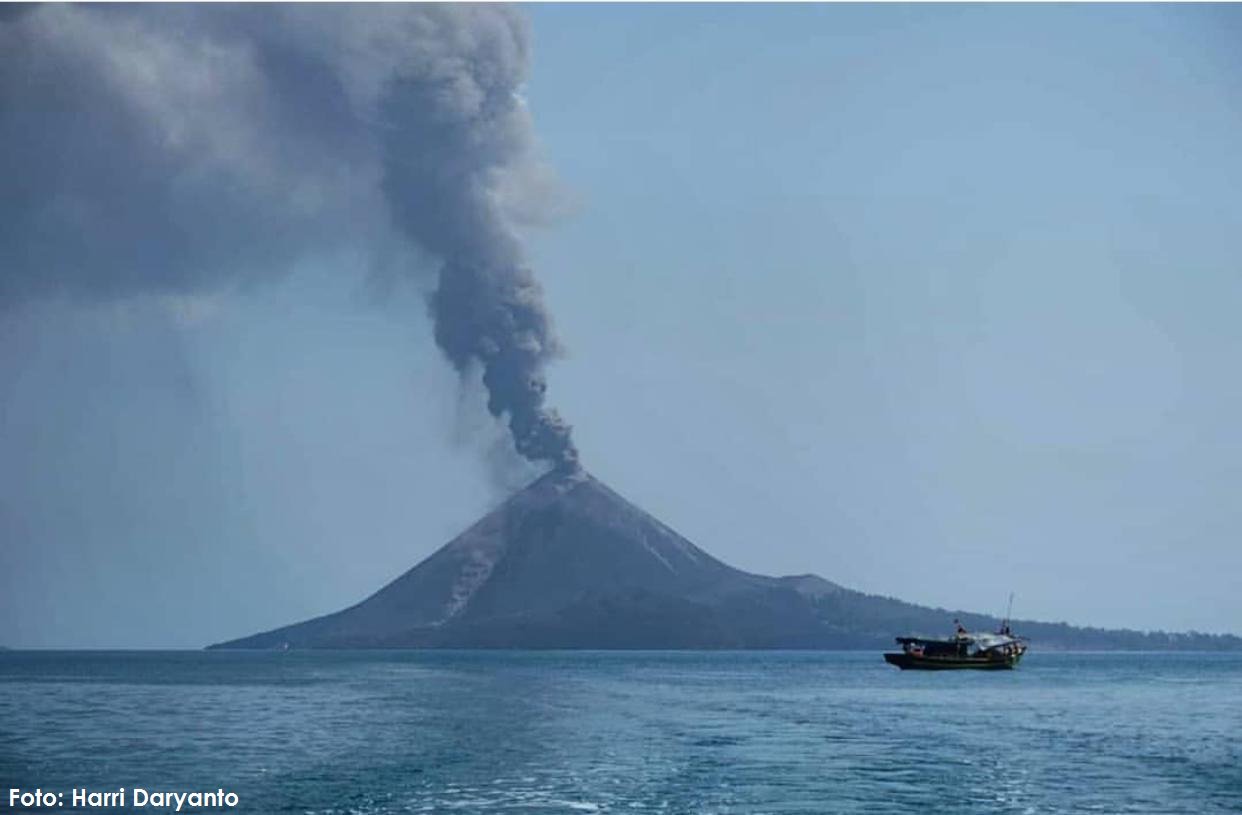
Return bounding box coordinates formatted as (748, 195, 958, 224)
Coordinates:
(1, 651, 1239, 814)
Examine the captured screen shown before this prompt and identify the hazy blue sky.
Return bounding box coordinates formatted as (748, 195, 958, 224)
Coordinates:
(3, 5, 1240, 647)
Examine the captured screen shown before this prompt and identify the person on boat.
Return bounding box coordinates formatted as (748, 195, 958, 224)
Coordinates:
(955, 619, 967, 636)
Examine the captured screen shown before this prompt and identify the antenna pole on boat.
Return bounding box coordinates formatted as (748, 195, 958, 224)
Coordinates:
(1004, 592, 1014, 627)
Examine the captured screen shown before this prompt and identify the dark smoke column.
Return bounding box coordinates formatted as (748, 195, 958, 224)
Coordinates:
(0, 5, 574, 470)
(378, 8, 577, 470)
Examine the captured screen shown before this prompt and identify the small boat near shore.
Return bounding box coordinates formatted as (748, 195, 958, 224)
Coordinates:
(884, 619, 1027, 670)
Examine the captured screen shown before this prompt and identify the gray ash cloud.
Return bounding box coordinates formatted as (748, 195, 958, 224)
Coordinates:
(0, 4, 576, 468)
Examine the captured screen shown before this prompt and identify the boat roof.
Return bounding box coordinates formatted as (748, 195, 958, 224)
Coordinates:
(897, 632, 1021, 648)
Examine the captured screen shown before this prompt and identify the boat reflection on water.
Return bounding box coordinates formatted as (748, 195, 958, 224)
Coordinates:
(884, 618, 1027, 670)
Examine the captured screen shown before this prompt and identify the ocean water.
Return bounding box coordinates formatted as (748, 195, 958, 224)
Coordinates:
(1, 651, 1239, 814)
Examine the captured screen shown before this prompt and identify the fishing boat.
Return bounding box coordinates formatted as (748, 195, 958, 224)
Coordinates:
(884, 614, 1027, 671)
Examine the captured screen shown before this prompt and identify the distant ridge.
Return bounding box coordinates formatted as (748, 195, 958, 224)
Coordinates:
(211, 468, 1241, 650)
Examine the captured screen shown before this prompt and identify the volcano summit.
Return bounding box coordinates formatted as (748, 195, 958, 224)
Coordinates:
(212, 468, 1241, 651)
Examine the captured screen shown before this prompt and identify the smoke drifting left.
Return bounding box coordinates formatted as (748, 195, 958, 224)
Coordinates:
(0, 4, 576, 472)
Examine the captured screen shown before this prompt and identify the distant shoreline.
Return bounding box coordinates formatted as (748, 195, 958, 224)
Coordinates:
(3, 646, 1241, 655)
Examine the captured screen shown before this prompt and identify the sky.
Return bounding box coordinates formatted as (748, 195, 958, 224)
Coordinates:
(2, 4, 1241, 647)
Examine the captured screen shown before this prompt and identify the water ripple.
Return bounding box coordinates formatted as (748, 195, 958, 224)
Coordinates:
(1, 651, 1240, 814)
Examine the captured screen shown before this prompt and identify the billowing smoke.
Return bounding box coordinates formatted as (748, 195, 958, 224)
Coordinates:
(0, 4, 576, 469)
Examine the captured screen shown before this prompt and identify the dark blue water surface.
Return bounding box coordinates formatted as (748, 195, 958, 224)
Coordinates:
(1, 651, 1239, 814)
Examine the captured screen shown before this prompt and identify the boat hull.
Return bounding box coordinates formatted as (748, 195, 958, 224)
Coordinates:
(883, 651, 1022, 670)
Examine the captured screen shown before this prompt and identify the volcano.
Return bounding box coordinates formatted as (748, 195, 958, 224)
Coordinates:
(213, 467, 862, 649)
(211, 467, 1242, 651)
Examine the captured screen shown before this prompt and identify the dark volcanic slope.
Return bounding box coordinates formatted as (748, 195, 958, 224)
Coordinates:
(212, 468, 1241, 650)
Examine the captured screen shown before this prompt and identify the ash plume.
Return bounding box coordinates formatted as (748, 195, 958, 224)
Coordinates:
(0, 4, 575, 469)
